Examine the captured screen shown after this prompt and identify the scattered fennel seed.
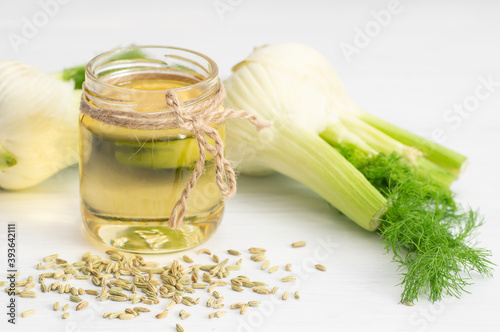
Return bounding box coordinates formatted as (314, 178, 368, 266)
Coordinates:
(315, 264, 327, 272)
(21, 309, 36, 318)
(291, 241, 306, 248)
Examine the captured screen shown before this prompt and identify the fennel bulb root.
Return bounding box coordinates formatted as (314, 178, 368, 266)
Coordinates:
(225, 43, 492, 303)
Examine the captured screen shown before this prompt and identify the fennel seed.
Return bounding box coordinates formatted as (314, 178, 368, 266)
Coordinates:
(20, 290, 37, 298)
(62, 312, 70, 319)
(402, 299, 414, 306)
(210, 280, 227, 286)
(53, 302, 60, 311)
(166, 300, 177, 310)
(250, 254, 266, 262)
(109, 313, 121, 319)
(119, 313, 135, 320)
(76, 301, 89, 311)
(231, 279, 242, 287)
(70, 295, 82, 303)
(268, 266, 279, 273)
(227, 249, 241, 256)
(62, 304, 69, 311)
(182, 255, 193, 263)
(261, 260, 270, 270)
(291, 241, 306, 248)
(207, 284, 217, 293)
(315, 264, 327, 272)
(294, 291, 300, 299)
(242, 281, 255, 288)
(125, 308, 137, 316)
(110, 295, 127, 302)
(64, 284, 71, 293)
(43, 254, 58, 262)
(75, 275, 89, 280)
(40, 272, 54, 278)
(15, 280, 28, 287)
(240, 304, 249, 314)
(253, 286, 270, 295)
(43, 261, 56, 270)
(181, 298, 193, 306)
(156, 310, 168, 319)
(225, 264, 241, 271)
(205, 297, 215, 308)
(215, 310, 226, 318)
(285, 263, 292, 272)
(192, 283, 207, 289)
(282, 291, 289, 300)
(21, 309, 36, 318)
(179, 309, 191, 319)
(248, 301, 261, 307)
(85, 289, 99, 296)
(248, 248, 266, 254)
(24, 282, 35, 290)
(281, 276, 297, 282)
(176, 324, 184, 332)
(198, 248, 211, 255)
(232, 285, 244, 292)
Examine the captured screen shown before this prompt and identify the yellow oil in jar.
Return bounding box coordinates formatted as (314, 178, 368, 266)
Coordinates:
(80, 77, 224, 253)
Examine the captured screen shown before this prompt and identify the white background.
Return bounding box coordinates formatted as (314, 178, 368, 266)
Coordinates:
(1, 0, 499, 331)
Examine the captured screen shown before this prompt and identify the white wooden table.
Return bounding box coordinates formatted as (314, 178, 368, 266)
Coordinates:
(1, 1, 499, 331)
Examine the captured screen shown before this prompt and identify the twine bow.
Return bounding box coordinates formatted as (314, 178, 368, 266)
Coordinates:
(80, 82, 271, 229)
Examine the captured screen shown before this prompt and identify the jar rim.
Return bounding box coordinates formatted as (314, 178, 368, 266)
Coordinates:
(85, 45, 219, 95)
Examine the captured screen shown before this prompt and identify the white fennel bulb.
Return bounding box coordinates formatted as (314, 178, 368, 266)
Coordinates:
(0, 60, 80, 190)
(224, 44, 386, 231)
(224, 43, 468, 230)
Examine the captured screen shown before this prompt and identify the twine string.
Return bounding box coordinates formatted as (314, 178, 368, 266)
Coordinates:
(80, 82, 271, 229)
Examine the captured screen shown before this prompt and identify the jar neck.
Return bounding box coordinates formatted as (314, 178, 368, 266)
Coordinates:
(82, 46, 220, 113)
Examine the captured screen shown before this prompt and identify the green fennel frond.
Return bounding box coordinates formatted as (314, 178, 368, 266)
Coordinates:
(338, 145, 494, 303)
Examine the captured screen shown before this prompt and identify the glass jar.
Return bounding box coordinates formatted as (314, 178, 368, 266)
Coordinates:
(79, 46, 225, 253)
